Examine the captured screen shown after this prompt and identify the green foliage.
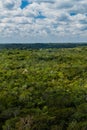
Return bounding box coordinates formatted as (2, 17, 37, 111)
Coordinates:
(0, 47, 87, 129)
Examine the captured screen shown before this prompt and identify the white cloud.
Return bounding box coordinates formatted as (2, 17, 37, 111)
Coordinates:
(2, 0, 21, 10)
(0, 0, 87, 43)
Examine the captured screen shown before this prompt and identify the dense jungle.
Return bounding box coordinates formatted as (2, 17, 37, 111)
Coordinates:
(0, 45, 87, 130)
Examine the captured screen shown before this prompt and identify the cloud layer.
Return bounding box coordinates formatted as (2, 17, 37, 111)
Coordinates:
(0, 0, 87, 43)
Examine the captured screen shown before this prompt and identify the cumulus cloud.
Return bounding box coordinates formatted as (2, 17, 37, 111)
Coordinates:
(1, 0, 21, 10)
(0, 0, 87, 43)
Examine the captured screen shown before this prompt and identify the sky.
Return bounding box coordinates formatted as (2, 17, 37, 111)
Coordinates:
(0, 0, 87, 43)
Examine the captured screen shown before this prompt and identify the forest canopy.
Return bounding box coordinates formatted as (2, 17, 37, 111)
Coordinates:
(0, 46, 87, 130)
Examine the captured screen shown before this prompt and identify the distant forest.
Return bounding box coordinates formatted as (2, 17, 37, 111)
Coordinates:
(0, 43, 87, 49)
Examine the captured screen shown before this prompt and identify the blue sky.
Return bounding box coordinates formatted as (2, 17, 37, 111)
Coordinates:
(21, 0, 29, 9)
(0, 0, 87, 43)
